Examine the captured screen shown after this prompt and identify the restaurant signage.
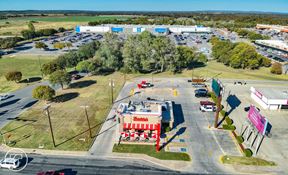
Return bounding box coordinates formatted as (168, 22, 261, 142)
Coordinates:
(133, 117, 148, 122)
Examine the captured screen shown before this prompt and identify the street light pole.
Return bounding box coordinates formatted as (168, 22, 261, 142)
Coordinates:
(80, 105, 92, 138)
(43, 105, 56, 147)
(38, 55, 43, 79)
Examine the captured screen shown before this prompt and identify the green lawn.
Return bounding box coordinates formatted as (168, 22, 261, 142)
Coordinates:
(0, 73, 126, 151)
(150, 61, 288, 81)
(113, 144, 191, 161)
(0, 55, 55, 93)
(221, 155, 276, 166)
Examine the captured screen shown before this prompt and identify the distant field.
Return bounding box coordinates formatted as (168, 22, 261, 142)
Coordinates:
(0, 15, 131, 35)
(0, 55, 55, 93)
(4, 15, 131, 22)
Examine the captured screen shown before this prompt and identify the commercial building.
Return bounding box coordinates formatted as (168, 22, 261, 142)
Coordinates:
(116, 100, 174, 150)
(75, 25, 211, 35)
(250, 87, 288, 110)
(255, 40, 288, 52)
(256, 24, 288, 33)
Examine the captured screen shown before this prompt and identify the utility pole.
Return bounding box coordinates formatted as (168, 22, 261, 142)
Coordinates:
(43, 105, 56, 147)
(109, 79, 115, 104)
(80, 105, 92, 138)
(0, 131, 6, 145)
(38, 55, 43, 79)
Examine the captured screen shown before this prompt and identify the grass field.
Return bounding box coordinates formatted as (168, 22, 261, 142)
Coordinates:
(113, 144, 191, 161)
(0, 15, 131, 35)
(221, 155, 276, 166)
(152, 61, 288, 81)
(0, 73, 126, 151)
(0, 55, 55, 93)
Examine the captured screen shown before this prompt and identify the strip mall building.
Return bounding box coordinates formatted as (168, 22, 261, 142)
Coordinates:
(116, 100, 174, 150)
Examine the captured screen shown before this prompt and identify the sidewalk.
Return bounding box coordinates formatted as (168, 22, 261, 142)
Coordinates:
(0, 144, 87, 157)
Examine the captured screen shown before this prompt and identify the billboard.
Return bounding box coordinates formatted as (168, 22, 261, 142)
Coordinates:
(247, 105, 268, 135)
(212, 79, 223, 97)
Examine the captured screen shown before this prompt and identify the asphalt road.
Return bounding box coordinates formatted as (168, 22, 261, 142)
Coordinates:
(0, 81, 49, 128)
(0, 154, 182, 175)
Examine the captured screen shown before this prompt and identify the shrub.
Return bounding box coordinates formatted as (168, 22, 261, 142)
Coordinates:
(222, 124, 236, 131)
(236, 136, 244, 144)
(32, 85, 55, 101)
(165, 126, 171, 133)
(244, 148, 253, 157)
(270, 62, 282, 75)
(5, 71, 22, 83)
(225, 116, 233, 125)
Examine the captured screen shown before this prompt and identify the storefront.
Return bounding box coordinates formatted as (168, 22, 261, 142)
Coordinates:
(116, 100, 174, 151)
(250, 87, 288, 110)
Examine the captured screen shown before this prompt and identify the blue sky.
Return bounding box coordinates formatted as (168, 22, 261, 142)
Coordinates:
(0, 0, 287, 13)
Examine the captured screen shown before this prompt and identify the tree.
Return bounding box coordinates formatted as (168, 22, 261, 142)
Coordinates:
(5, 71, 22, 83)
(28, 21, 35, 31)
(41, 62, 59, 75)
(53, 42, 66, 50)
(78, 41, 100, 60)
(49, 70, 71, 89)
(32, 85, 55, 101)
(270, 62, 282, 74)
(58, 27, 65, 32)
(35, 42, 48, 50)
(94, 33, 123, 70)
(21, 30, 37, 40)
(0, 37, 21, 49)
(76, 60, 90, 73)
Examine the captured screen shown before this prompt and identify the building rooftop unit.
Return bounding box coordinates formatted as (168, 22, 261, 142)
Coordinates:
(117, 100, 174, 125)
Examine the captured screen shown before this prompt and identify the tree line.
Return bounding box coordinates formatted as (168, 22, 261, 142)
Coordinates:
(234, 29, 270, 41)
(211, 37, 271, 69)
(41, 31, 207, 77)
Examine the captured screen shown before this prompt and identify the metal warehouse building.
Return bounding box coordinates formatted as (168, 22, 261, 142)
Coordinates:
(75, 25, 211, 35)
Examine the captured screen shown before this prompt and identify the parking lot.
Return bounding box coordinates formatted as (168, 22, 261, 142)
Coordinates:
(168, 33, 213, 59)
(5, 31, 104, 56)
(90, 77, 244, 174)
(219, 79, 288, 173)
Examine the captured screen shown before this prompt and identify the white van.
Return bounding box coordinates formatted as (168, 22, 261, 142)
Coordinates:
(0, 158, 20, 170)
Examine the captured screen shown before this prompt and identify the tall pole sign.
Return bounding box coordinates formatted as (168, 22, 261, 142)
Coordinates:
(211, 79, 224, 128)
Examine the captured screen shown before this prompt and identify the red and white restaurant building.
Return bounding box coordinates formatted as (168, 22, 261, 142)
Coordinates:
(116, 100, 174, 151)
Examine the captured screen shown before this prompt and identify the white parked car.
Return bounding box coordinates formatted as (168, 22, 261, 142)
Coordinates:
(0, 94, 9, 101)
(199, 101, 216, 112)
(0, 158, 20, 170)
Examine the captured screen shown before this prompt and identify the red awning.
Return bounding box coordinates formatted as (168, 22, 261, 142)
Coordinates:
(123, 123, 159, 130)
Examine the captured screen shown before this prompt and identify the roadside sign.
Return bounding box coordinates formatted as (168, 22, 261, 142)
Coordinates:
(212, 79, 221, 97)
(247, 105, 268, 135)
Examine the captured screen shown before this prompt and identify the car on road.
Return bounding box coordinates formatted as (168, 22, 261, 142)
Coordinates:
(234, 81, 246, 85)
(71, 74, 82, 80)
(0, 158, 20, 170)
(199, 101, 216, 112)
(0, 94, 10, 101)
(244, 106, 260, 112)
